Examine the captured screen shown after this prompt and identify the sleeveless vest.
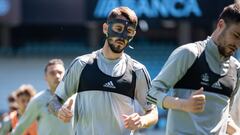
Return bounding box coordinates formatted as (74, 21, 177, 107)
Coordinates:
(174, 50, 237, 97)
(78, 54, 136, 99)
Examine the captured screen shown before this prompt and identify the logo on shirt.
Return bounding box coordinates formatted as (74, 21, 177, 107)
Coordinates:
(211, 81, 222, 89)
(201, 73, 209, 82)
(103, 81, 116, 89)
(200, 73, 210, 86)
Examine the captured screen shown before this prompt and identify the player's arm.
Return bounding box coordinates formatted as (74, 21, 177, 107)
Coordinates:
(230, 65, 240, 126)
(228, 65, 240, 134)
(0, 117, 11, 135)
(123, 65, 158, 130)
(48, 94, 73, 123)
(141, 106, 158, 128)
(48, 73, 75, 123)
(147, 44, 202, 112)
(136, 67, 158, 128)
(48, 63, 77, 123)
(48, 56, 88, 122)
(226, 116, 240, 135)
(122, 106, 158, 130)
(162, 87, 205, 113)
(11, 98, 40, 135)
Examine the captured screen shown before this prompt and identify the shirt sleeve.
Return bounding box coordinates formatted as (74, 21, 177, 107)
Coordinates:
(0, 116, 12, 135)
(134, 63, 155, 112)
(230, 67, 240, 127)
(147, 43, 199, 109)
(55, 57, 87, 102)
(11, 97, 40, 135)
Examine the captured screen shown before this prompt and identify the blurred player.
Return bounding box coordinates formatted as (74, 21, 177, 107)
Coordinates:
(11, 59, 73, 135)
(0, 84, 37, 135)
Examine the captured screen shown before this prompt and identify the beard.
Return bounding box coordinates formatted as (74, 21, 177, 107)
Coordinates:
(218, 44, 235, 58)
(217, 29, 233, 58)
(218, 46, 231, 57)
(107, 38, 127, 53)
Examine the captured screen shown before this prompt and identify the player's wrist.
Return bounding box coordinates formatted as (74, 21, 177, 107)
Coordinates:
(177, 98, 187, 112)
(139, 116, 147, 128)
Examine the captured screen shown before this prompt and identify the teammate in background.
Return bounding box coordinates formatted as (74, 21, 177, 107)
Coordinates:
(0, 92, 18, 122)
(0, 84, 37, 135)
(11, 59, 73, 135)
(0, 92, 18, 133)
(147, 3, 240, 135)
(6, 94, 18, 114)
(48, 6, 158, 135)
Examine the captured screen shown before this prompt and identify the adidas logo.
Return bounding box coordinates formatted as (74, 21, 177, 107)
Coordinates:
(211, 81, 222, 89)
(103, 81, 116, 89)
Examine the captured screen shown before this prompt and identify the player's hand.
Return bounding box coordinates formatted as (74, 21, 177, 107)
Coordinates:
(122, 113, 145, 130)
(57, 99, 73, 123)
(181, 87, 206, 113)
(226, 120, 240, 135)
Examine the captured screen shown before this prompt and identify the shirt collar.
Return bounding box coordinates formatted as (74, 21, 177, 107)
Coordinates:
(98, 49, 125, 63)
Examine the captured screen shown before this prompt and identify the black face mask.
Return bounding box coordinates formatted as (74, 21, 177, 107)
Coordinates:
(107, 18, 136, 44)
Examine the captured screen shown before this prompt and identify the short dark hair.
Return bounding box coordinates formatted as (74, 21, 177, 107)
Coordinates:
(218, 2, 240, 26)
(44, 59, 64, 74)
(107, 6, 138, 26)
